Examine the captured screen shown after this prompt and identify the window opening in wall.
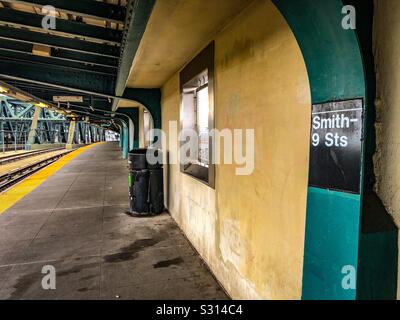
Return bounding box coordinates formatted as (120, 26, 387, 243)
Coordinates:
(180, 42, 214, 187)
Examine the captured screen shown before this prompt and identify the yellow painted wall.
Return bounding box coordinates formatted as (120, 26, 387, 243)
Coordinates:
(162, 0, 311, 299)
(373, 0, 400, 298)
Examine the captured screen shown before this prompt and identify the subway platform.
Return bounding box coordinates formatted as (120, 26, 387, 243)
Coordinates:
(0, 142, 227, 300)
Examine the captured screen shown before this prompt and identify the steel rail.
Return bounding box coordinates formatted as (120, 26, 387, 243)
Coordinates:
(0, 150, 73, 192)
(0, 147, 65, 165)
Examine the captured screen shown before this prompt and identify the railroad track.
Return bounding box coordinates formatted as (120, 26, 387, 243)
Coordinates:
(0, 147, 65, 165)
(0, 150, 73, 193)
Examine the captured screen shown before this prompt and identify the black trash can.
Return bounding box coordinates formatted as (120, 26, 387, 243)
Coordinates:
(129, 169, 149, 214)
(128, 148, 164, 215)
(128, 148, 147, 170)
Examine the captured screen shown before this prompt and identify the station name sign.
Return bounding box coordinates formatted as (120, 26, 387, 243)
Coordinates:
(53, 96, 83, 103)
(309, 99, 364, 194)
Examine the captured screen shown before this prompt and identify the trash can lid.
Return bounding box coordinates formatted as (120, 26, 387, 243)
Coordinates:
(129, 148, 148, 155)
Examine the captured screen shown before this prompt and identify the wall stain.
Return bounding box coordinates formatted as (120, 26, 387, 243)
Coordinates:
(218, 38, 255, 71)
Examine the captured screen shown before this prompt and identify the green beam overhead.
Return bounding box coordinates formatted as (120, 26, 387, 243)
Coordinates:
(0, 51, 116, 75)
(12, 87, 113, 111)
(0, 63, 160, 116)
(0, 81, 113, 133)
(0, 58, 116, 96)
(115, 0, 156, 96)
(1, 0, 126, 24)
(0, 64, 160, 127)
(0, 7, 122, 44)
(51, 48, 118, 68)
(0, 39, 118, 69)
(0, 117, 65, 121)
(0, 26, 120, 58)
(0, 79, 57, 110)
(67, 106, 110, 119)
(4, 79, 108, 98)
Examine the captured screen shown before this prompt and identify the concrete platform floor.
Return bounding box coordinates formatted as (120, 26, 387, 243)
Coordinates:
(0, 142, 228, 300)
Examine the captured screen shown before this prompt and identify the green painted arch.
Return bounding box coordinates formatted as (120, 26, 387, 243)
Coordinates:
(272, 0, 366, 104)
(272, 0, 367, 300)
(122, 88, 161, 130)
(117, 89, 161, 154)
(118, 108, 140, 149)
(113, 116, 129, 159)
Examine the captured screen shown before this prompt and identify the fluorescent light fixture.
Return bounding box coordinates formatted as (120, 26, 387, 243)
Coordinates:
(35, 102, 48, 108)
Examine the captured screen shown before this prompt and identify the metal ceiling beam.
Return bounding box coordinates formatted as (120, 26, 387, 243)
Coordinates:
(0, 80, 58, 110)
(0, 81, 114, 129)
(0, 117, 66, 121)
(0, 58, 116, 96)
(16, 89, 113, 111)
(51, 49, 118, 68)
(0, 8, 122, 44)
(3, 81, 112, 109)
(1, 0, 126, 24)
(1, 80, 106, 96)
(0, 50, 116, 75)
(0, 26, 120, 58)
(115, 0, 156, 96)
(67, 105, 111, 118)
(0, 38, 118, 68)
(0, 64, 160, 129)
(1, 80, 114, 124)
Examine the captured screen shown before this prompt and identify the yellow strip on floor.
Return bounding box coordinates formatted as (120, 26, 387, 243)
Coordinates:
(0, 143, 103, 215)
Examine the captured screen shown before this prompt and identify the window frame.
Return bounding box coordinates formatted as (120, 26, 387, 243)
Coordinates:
(179, 42, 215, 188)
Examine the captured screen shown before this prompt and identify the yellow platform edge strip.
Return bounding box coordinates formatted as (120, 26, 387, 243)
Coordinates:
(0, 143, 103, 215)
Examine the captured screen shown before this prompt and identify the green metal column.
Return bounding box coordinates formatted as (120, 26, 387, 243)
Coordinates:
(119, 126, 123, 149)
(122, 124, 129, 159)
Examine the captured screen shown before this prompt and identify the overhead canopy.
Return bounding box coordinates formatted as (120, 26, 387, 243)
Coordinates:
(125, 0, 252, 88)
(0, 0, 159, 130)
